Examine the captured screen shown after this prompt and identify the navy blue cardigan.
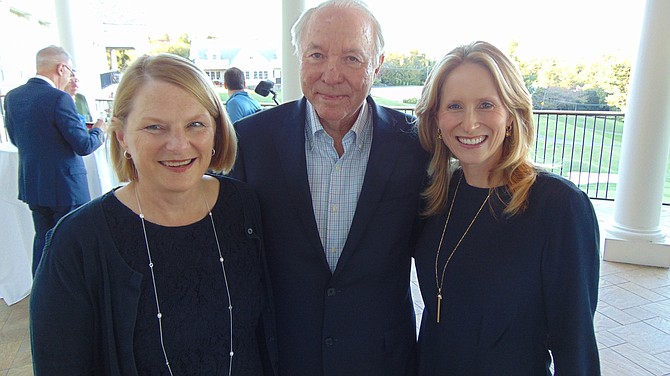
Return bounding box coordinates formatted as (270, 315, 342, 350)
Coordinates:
(30, 176, 278, 375)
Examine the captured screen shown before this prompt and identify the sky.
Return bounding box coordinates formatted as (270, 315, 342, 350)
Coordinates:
(126, 0, 646, 63)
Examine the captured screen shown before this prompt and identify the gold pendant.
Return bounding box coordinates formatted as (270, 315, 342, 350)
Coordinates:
(437, 289, 442, 323)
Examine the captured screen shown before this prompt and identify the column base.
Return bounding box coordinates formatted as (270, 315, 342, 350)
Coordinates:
(603, 238, 670, 268)
(606, 222, 666, 242)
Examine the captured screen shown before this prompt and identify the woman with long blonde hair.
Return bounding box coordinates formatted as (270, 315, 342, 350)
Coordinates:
(413, 41, 600, 374)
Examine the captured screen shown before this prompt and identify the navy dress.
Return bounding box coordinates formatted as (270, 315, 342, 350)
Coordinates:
(30, 176, 276, 375)
(414, 170, 601, 375)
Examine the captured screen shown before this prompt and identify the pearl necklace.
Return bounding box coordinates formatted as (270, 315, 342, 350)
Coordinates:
(434, 174, 491, 323)
(135, 186, 233, 376)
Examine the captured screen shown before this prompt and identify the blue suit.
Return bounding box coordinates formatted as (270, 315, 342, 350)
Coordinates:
(231, 97, 429, 376)
(4, 77, 104, 273)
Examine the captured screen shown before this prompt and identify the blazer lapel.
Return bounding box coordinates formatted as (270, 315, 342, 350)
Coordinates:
(274, 99, 328, 261)
(334, 99, 403, 276)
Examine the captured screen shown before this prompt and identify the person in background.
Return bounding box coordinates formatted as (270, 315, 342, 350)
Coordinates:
(230, 1, 429, 375)
(30, 53, 278, 376)
(64, 77, 93, 124)
(224, 67, 261, 123)
(3, 45, 105, 275)
(413, 41, 600, 374)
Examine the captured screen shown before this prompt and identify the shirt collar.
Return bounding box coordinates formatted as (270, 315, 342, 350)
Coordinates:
(305, 100, 372, 149)
(35, 75, 56, 88)
(229, 91, 249, 98)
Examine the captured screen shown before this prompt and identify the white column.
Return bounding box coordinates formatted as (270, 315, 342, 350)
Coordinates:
(54, 0, 107, 99)
(54, 0, 76, 61)
(281, 0, 305, 102)
(604, 0, 670, 267)
(109, 49, 118, 72)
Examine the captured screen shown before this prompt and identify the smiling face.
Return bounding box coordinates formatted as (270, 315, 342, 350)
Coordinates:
(299, 6, 382, 136)
(115, 79, 216, 195)
(437, 62, 512, 186)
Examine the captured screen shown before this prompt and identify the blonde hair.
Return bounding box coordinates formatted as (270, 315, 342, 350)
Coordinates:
(108, 53, 237, 182)
(416, 41, 536, 217)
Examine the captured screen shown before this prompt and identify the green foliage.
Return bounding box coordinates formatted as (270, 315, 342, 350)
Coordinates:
(378, 50, 434, 86)
(532, 87, 615, 111)
(148, 34, 191, 59)
(375, 43, 630, 111)
(106, 49, 137, 72)
(607, 61, 632, 111)
(507, 43, 631, 111)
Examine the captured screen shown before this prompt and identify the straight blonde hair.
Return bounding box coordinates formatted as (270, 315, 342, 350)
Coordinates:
(108, 53, 237, 182)
(416, 41, 537, 217)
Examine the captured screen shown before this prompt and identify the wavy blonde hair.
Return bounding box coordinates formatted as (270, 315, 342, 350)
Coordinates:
(416, 41, 536, 217)
(108, 53, 237, 182)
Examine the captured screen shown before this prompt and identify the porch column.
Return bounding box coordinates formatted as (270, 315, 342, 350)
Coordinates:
(281, 0, 305, 102)
(54, 0, 106, 99)
(54, 0, 76, 62)
(604, 0, 670, 267)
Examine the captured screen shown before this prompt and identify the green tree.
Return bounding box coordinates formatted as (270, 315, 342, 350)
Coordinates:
(378, 50, 434, 86)
(510, 44, 631, 111)
(508, 42, 539, 94)
(148, 33, 191, 59)
(606, 60, 631, 111)
(106, 49, 137, 72)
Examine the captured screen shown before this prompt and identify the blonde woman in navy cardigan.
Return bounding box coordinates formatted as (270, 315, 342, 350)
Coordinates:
(413, 41, 600, 375)
(30, 54, 277, 376)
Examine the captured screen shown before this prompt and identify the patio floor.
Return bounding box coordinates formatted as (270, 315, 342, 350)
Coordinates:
(2, 200, 670, 375)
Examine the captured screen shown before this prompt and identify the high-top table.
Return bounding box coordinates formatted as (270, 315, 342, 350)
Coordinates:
(0, 142, 117, 305)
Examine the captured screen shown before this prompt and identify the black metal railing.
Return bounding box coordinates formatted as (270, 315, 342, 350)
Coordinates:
(387, 106, 626, 202)
(531, 110, 624, 201)
(2, 99, 666, 204)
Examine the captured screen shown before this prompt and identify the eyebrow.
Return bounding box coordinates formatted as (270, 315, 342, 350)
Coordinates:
(303, 42, 367, 56)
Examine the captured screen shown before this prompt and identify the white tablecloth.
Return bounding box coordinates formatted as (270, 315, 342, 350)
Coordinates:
(0, 142, 117, 305)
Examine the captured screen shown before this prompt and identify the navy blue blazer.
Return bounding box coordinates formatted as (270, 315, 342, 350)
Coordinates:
(231, 97, 429, 376)
(4, 77, 104, 207)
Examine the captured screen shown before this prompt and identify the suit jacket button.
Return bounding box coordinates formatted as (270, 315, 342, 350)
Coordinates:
(326, 287, 336, 296)
(324, 337, 334, 347)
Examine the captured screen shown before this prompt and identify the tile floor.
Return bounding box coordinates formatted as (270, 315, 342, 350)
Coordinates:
(2, 200, 670, 375)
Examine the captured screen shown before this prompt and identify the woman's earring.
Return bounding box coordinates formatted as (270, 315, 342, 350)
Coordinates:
(437, 130, 442, 140)
(211, 148, 216, 156)
(123, 150, 132, 159)
(505, 125, 512, 138)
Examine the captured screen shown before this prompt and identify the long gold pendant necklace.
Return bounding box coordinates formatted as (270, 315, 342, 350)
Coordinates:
(434, 174, 492, 323)
(135, 186, 234, 376)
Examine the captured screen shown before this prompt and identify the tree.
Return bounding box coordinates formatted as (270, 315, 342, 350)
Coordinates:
(510, 43, 631, 111)
(378, 50, 434, 86)
(148, 33, 191, 59)
(606, 61, 631, 111)
(106, 49, 137, 72)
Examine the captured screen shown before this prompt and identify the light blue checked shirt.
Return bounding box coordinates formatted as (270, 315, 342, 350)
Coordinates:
(305, 101, 373, 272)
